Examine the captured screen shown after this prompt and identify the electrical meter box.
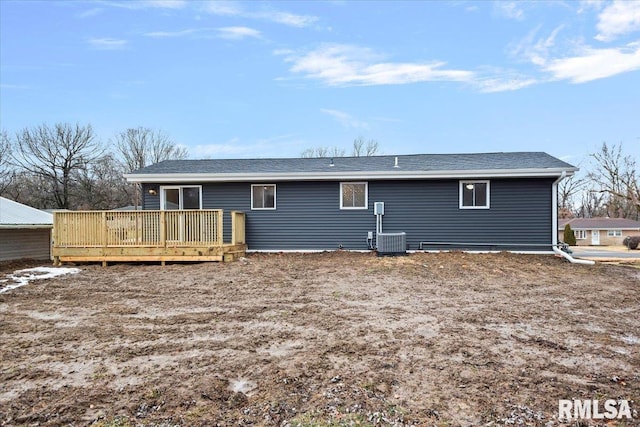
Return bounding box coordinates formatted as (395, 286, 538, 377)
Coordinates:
(374, 202, 385, 215)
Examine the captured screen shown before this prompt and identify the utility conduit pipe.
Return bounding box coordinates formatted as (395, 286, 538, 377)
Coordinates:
(552, 246, 595, 265)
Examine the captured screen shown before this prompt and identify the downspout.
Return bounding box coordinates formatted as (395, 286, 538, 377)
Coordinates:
(552, 171, 595, 265)
(552, 171, 566, 248)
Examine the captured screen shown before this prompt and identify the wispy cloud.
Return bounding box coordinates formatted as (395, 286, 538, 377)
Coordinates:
(493, 1, 525, 21)
(281, 44, 474, 87)
(510, 25, 565, 66)
(542, 41, 640, 83)
(255, 10, 317, 28)
(97, 0, 187, 10)
(77, 8, 104, 18)
(193, 135, 301, 158)
(280, 44, 539, 93)
(143, 26, 260, 40)
(511, 18, 640, 84)
(577, 0, 605, 14)
(87, 37, 129, 50)
(144, 0, 187, 9)
(595, 1, 640, 42)
(144, 28, 203, 38)
(203, 2, 318, 28)
(217, 26, 261, 40)
(193, 138, 244, 157)
(0, 83, 30, 90)
(473, 75, 538, 93)
(203, 1, 242, 16)
(320, 109, 369, 130)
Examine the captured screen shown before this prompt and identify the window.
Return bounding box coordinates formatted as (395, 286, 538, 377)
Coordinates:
(340, 182, 368, 209)
(459, 180, 490, 209)
(160, 186, 202, 210)
(574, 230, 587, 240)
(607, 230, 622, 237)
(252, 184, 276, 210)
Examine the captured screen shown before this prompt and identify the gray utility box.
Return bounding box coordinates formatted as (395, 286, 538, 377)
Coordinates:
(377, 232, 406, 256)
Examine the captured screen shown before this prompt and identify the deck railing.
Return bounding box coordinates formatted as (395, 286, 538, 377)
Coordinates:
(53, 210, 231, 248)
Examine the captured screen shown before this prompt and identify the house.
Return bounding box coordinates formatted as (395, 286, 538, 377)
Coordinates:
(559, 217, 640, 246)
(124, 152, 577, 253)
(0, 197, 54, 261)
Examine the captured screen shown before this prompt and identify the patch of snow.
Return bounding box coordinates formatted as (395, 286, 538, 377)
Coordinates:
(0, 267, 81, 294)
(621, 335, 640, 345)
(229, 378, 256, 395)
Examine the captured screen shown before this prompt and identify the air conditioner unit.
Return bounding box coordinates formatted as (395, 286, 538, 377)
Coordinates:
(377, 232, 406, 256)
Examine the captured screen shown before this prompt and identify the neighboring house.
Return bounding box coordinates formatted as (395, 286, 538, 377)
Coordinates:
(124, 152, 577, 252)
(559, 217, 640, 246)
(0, 197, 54, 261)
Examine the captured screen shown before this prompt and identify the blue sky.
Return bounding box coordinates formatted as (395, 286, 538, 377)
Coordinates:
(1, 0, 639, 167)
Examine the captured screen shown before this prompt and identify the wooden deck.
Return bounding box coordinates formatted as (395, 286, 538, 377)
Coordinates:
(52, 210, 246, 265)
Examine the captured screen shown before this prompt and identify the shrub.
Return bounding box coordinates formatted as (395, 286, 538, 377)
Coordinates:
(622, 235, 640, 250)
(563, 224, 577, 246)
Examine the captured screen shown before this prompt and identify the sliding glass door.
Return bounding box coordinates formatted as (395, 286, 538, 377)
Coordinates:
(161, 186, 202, 210)
(160, 186, 203, 242)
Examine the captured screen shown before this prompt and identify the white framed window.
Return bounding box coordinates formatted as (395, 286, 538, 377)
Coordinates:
(251, 184, 276, 210)
(607, 230, 622, 237)
(160, 185, 202, 210)
(574, 230, 587, 240)
(459, 180, 490, 209)
(340, 182, 368, 209)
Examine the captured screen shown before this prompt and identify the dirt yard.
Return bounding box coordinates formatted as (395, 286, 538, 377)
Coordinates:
(1, 252, 639, 426)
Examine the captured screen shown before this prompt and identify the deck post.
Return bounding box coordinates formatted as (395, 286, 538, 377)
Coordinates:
(160, 210, 166, 248)
(231, 211, 246, 245)
(101, 212, 107, 265)
(52, 212, 59, 266)
(217, 210, 224, 248)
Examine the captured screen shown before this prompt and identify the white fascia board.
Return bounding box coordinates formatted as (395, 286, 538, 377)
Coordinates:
(124, 167, 577, 183)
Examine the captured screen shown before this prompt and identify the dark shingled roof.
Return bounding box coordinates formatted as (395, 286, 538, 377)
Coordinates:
(131, 152, 575, 175)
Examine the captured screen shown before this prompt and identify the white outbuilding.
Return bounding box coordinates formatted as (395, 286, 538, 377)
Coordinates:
(0, 197, 53, 261)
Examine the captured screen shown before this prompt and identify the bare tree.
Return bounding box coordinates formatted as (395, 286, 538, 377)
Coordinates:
(113, 127, 188, 208)
(300, 146, 345, 158)
(588, 142, 639, 219)
(72, 154, 130, 210)
(114, 127, 187, 173)
(557, 173, 585, 217)
(301, 147, 322, 158)
(11, 123, 102, 209)
(577, 190, 608, 218)
(352, 137, 379, 157)
(2, 171, 57, 209)
(301, 138, 380, 158)
(0, 130, 14, 194)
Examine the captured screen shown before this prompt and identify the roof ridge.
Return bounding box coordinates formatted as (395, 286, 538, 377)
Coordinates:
(166, 151, 551, 162)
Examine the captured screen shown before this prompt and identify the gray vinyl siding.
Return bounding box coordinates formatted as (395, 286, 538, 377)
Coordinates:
(142, 185, 161, 210)
(0, 228, 52, 261)
(142, 178, 554, 251)
(372, 178, 553, 251)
